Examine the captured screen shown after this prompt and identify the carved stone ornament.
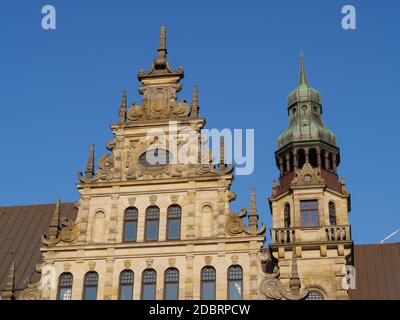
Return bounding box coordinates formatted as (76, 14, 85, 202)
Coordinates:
(41, 217, 80, 246)
(169, 258, 176, 267)
(146, 259, 154, 268)
(204, 256, 212, 265)
(18, 281, 42, 300)
(225, 209, 266, 237)
(88, 261, 96, 271)
(124, 260, 132, 269)
(291, 163, 325, 186)
(259, 266, 309, 300)
(78, 153, 115, 183)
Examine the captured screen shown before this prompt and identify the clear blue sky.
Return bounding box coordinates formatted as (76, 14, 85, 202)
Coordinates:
(0, 0, 399, 244)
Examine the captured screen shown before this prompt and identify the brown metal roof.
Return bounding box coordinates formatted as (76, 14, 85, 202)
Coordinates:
(349, 243, 400, 300)
(0, 202, 77, 293)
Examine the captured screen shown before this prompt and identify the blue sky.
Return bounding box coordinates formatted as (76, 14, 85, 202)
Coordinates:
(0, 0, 399, 244)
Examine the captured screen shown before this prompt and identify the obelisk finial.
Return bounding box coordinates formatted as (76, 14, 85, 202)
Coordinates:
(85, 144, 95, 178)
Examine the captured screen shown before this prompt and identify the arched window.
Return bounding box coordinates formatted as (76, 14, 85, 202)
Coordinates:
(145, 206, 159, 241)
(201, 266, 216, 300)
(167, 205, 181, 240)
(141, 269, 157, 300)
(309, 148, 318, 168)
(329, 202, 336, 225)
(57, 272, 73, 300)
(306, 290, 325, 300)
(227, 265, 243, 300)
(297, 149, 306, 168)
(119, 270, 134, 300)
(83, 272, 98, 300)
(164, 268, 179, 300)
(123, 207, 138, 242)
(284, 204, 291, 228)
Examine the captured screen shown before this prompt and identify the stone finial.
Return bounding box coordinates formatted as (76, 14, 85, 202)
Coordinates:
(85, 144, 95, 178)
(48, 198, 61, 244)
(119, 90, 127, 124)
(1, 262, 16, 300)
(289, 247, 301, 296)
(340, 176, 347, 193)
(191, 85, 199, 118)
(248, 187, 259, 233)
(219, 136, 225, 170)
(159, 24, 167, 54)
(272, 180, 277, 197)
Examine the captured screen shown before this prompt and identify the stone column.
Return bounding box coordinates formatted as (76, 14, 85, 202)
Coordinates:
(325, 150, 330, 171)
(285, 154, 290, 173)
(305, 148, 310, 164)
(279, 157, 284, 176)
(185, 254, 194, 300)
(78, 194, 90, 244)
(103, 256, 114, 300)
(317, 148, 322, 168)
(332, 153, 337, 174)
(293, 149, 298, 170)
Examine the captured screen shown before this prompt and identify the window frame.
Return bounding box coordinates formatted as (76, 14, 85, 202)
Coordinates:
(118, 269, 134, 300)
(329, 201, 337, 226)
(227, 265, 243, 300)
(123, 207, 138, 242)
(300, 199, 320, 227)
(163, 268, 179, 300)
(166, 205, 182, 241)
(57, 272, 73, 300)
(141, 269, 157, 300)
(144, 206, 160, 242)
(200, 266, 216, 300)
(82, 271, 99, 300)
(306, 289, 325, 300)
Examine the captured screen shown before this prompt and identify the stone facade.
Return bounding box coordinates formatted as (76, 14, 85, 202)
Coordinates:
(2, 27, 353, 301)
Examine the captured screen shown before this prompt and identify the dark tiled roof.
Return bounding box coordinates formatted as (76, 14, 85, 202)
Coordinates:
(349, 243, 400, 300)
(0, 203, 77, 293)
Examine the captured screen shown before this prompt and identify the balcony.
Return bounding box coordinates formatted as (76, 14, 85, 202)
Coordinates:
(271, 225, 351, 244)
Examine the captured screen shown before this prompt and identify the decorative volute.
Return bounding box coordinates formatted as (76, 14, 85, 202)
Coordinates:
(1, 262, 16, 300)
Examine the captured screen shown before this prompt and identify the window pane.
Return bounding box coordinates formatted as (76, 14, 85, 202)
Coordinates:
(124, 221, 137, 241)
(165, 283, 179, 300)
(201, 282, 215, 300)
(300, 200, 319, 227)
(120, 285, 133, 300)
(167, 219, 180, 240)
(228, 281, 242, 300)
(84, 287, 97, 300)
(306, 290, 324, 300)
(142, 284, 156, 300)
(59, 288, 72, 300)
(146, 220, 159, 241)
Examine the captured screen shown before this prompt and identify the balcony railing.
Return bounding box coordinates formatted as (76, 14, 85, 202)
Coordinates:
(271, 225, 351, 244)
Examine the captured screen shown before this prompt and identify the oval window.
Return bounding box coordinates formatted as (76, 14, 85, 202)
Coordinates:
(139, 148, 172, 168)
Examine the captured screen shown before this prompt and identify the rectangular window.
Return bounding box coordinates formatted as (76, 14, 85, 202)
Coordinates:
(300, 200, 319, 227)
(142, 284, 156, 300)
(58, 288, 72, 300)
(167, 219, 181, 240)
(83, 287, 97, 300)
(228, 281, 242, 300)
(165, 283, 179, 300)
(124, 220, 137, 241)
(201, 282, 216, 300)
(146, 220, 159, 241)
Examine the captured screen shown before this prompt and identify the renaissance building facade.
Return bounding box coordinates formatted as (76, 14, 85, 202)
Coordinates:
(0, 26, 365, 300)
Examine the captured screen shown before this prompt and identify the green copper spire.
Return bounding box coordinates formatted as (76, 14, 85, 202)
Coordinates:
(299, 51, 308, 86)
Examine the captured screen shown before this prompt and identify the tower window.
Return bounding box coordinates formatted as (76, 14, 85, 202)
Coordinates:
(145, 206, 160, 241)
(164, 268, 179, 300)
(123, 207, 138, 242)
(167, 205, 181, 240)
(201, 266, 216, 300)
(83, 272, 98, 300)
(300, 200, 319, 227)
(284, 204, 291, 228)
(141, 269, 157, 300)
(306, 290, 325, 300)
(119, 270, 134, 300)
(57, 272, 73, 300)
(329, 202, 337, 225)
(227, 265, 243, 300)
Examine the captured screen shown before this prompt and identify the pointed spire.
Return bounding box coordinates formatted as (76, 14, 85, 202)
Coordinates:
(191, 85, 199, 117)
(158, 25, 167, 58)
(48, 198, 61, 243)
(119, 90, 127, 124)
(289, 247, 301, 296)
(85, 144, 95, 178)
(299, 51, 309, 86)
(1, 262, 16, 300)
(248, 187, 259, 233)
